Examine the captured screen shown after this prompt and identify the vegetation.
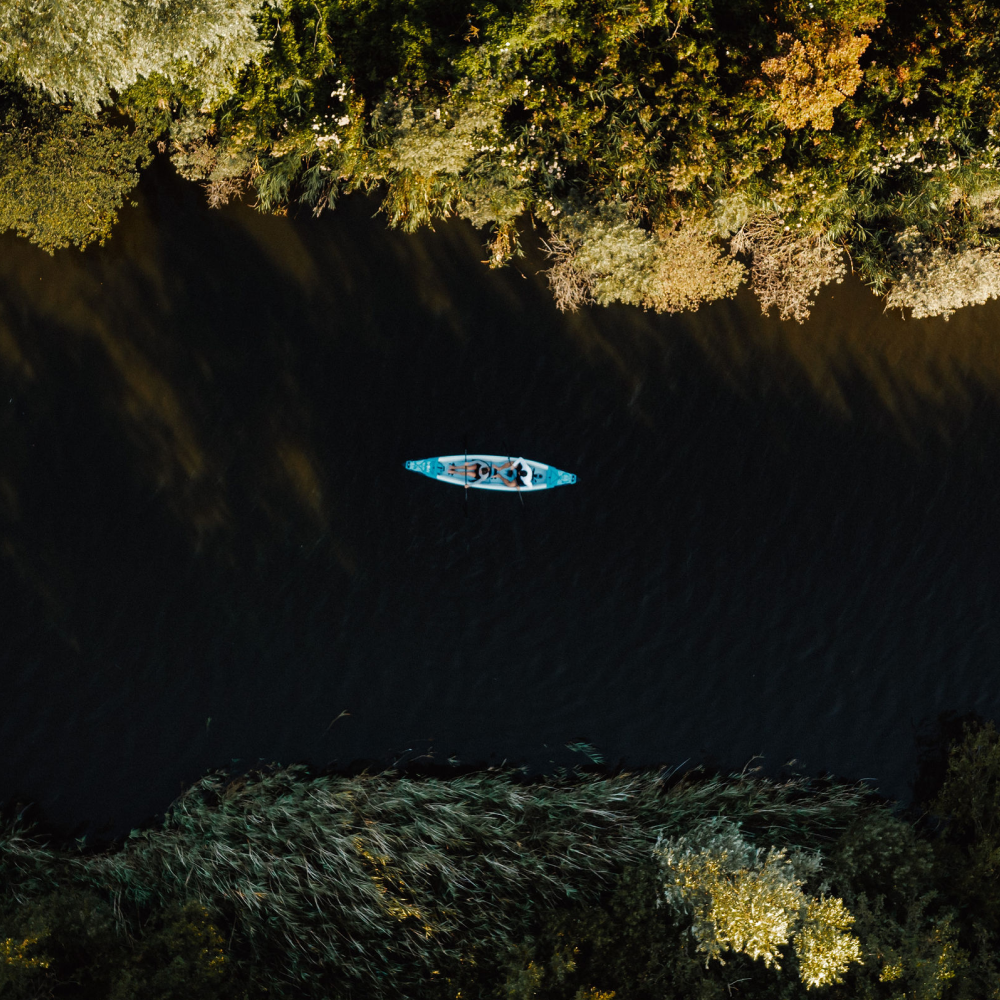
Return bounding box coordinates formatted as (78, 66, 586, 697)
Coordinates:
(0, 0, 266, 114)
(4, 724, 1000, 998)
(0, 68, 160, 252)
(3, 0, 1000, 319)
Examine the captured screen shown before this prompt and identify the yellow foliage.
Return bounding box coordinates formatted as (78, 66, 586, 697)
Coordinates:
(933, 921, 959, 983)
(488, 221, 519, 269)
(504, 958, 544, 1000)
(874, 922, 960, 997)
(646, 222, 746, 313)
(761, 30, 871, 130)
(546, 203, 744, 314)
(794, 897, 862, 989)
(352, 836, 434, 936)
(183, 904, 227, 974)
(879, 957, 904, 982)
(0, 935, 50, 970)
(658, 822, 862, 989)
(669, 847, 802, 969)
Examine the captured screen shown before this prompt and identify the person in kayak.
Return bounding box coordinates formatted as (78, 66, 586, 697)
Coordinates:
(492, 459, 532, 488)
(446, 459, 491, 485)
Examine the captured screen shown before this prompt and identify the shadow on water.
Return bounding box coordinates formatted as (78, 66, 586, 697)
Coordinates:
(2, 158, 1000, 836)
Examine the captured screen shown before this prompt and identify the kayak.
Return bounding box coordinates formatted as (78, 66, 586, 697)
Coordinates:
(404, 454, 577, 492)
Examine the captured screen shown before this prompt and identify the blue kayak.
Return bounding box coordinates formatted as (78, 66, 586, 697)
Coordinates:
(404, 454, 577, 491)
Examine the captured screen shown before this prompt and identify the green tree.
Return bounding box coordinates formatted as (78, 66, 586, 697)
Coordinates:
(0, 0, 268, 114)
(0, 891, 231, 999)
(0, 71, 159, 252)
(927, 722, 1000, 996)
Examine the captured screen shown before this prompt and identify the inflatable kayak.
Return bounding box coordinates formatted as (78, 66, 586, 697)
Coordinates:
(404, 454, 577, 491)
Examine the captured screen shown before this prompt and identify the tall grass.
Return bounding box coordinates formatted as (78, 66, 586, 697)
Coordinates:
(0, 765, 872, 997)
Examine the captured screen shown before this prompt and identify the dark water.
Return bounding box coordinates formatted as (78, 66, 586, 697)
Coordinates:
(3, 161, 1000, 836)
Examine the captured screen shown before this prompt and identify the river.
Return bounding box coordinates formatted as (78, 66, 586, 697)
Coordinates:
(2, 160, 999, 836)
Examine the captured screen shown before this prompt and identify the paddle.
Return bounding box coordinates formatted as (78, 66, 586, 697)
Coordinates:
(503, 441, 525, 508)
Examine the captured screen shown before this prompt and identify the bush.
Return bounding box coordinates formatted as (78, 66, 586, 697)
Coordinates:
(0, 72, 157, 252)
(932, 722, 1000, 960)
(656, 819, 861, 989)
(0, 892, 232, 999)
(0, 0, 267, 114)
(547, 201, 745, 313)
(885, 231, 1000, 320)
(732, 216, 847, 323)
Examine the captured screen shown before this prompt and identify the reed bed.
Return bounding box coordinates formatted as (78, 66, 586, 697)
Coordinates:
(0, 765, 873, 997)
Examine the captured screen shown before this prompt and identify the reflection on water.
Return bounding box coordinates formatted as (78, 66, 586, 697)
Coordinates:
(552, 270, 1000, 452)
(0, 179, 335, 554)
(1, 159, 1000, 834)
(688, 281, 1000, 449)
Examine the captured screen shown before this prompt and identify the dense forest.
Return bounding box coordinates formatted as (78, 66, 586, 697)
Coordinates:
(2, 721, 1000, 999)
(2, 0, 1000, 321)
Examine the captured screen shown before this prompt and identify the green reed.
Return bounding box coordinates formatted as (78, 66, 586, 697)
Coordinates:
(0, 764, 871, 997)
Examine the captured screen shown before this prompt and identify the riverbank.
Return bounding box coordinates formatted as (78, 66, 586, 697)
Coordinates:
(4, 0, 1000, 322)
(3, 722, 999, 999)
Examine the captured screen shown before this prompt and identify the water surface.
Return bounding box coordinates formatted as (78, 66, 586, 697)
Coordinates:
(2, 161, 1000, 835)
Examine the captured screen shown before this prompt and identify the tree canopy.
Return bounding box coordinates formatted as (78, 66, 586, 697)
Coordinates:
(2, 0, 1000, 319)
(0, 70, 156, 252)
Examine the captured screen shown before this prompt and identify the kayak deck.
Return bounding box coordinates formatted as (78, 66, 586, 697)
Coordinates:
(404, 454, 577, 491)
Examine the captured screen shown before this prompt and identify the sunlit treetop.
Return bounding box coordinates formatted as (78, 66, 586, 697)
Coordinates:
(2, 0, 1000, 319)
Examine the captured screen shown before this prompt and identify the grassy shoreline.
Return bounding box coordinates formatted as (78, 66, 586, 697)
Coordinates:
(4, 723, 1000, 999)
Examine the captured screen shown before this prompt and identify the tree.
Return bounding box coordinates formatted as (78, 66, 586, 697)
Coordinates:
(0, 892, 231, 999)
(886, 230, 1000, 320)
(545, 200, 745, 313)
(0, 72, 157, 252)
(732, 215, 847, 323)
(933, 723, 1000, 936)
(760, 30, 873, 132)
(0, 0, 268, 114)
(656, 819, 862, 989)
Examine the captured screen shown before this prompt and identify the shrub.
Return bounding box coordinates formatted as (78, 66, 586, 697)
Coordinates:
(547, 202, 744, 313)
(0, 72, 156, 252)
(760, 29, 873, 132)
(0, 891, 232, 1000)
(824, 802, 968, 1000)
(932, 722, 1000, 933)
(886, 231, 1000, 320)
(482, 861, 711, 1000)
(794, 897, 863, 989)
(647, 222, 746, 314)
(388, 100, 503, 178)
(732, 216, 847, 323)
(656, 819, 861, 988)
(543, 236, 595, 312)
(169, 112, 256, 208)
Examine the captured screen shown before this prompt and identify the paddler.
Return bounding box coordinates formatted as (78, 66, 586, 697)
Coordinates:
(446, 459, 491, 485)
(492, 459, 532, 488)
